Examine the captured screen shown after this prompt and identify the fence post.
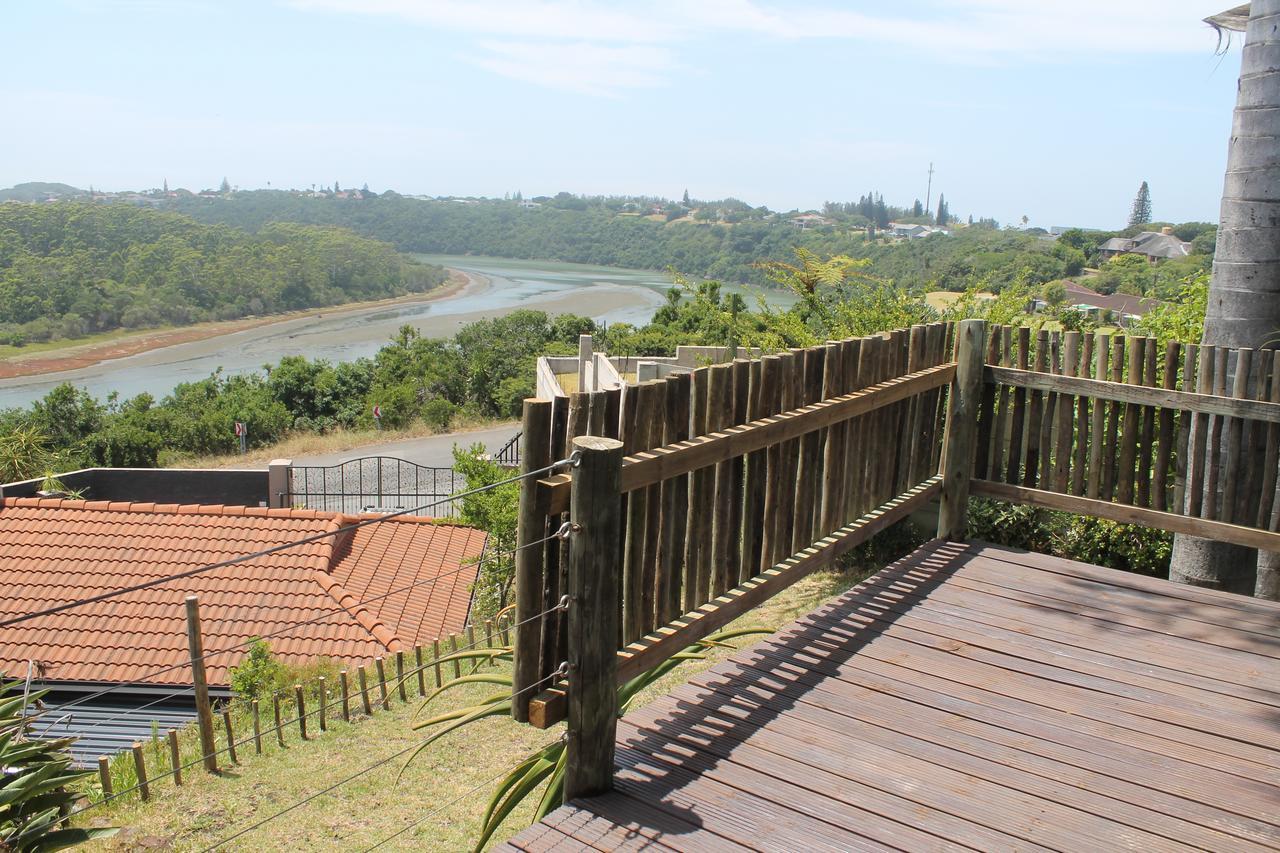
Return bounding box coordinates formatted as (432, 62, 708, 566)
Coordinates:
(252, 700, 262, 754)
(97, 756, 112, 798)
(167, 730, 181, 785)
(295, 684, 308, 740)
(268, 458, 292, 508)
(130, 743, 149, 801)
(221, 710, 238, 764)
(340, 671, 351, 722)
(564, 435, 624, 802)
(184, 596, 219, 773)
(514, 399, 553, 722)
(938, 319, 987, 541)
(375, 657, 390, 710)
(318, 677, 328, 731)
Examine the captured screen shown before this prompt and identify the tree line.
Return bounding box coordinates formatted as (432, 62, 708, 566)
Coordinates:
(0, 202, 447, 345)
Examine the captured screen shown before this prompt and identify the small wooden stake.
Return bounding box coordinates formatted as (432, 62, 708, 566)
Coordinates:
(375, 657, 390, 710)
(395, 652, 407, 702)
(340, 671, 351, 722)
(168, 729, 182, 786)
(294, 684, 308, 740)
(358, 666, 373, 715)
(414, 647, 426, 697)
(130, 743, 150, 801)
(252, 700, 262, 754)
(98, 756, 112, 798)
(432, 639, 443, 687)
(221, 709, 237, 764)
(449, 634, 461, 679)
(273, 692, 285, 747)
(318, 677, 328, 731)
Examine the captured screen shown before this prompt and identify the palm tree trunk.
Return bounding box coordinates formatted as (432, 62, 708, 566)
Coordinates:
(1170, 0, 1280, 597)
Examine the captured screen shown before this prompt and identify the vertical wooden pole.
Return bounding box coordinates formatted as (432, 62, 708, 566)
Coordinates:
(221, 710, 237, 763)
(273, 692, 285, 747)
(415, 647, 426, 697)
(432, 639, 443, 688)
(318, 677, 328, 731)
(130, 743, 150, 801)
(97, 756, 112, 798)
(449, 635, 462, 680)
(375, 657, 390, 710)
(294, 684, 308, 739)
(938, 320, 986, 541)
(340, 671, 351, 722)
(358, 666, 373, 716)
(252, 700, 262, 754)
(395, 652, 407, 702)
(184, 596, 218, 773)
(167, 730, 182, 785)
(564, 435, 624, 803)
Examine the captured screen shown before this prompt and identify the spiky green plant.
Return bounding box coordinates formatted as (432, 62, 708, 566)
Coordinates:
(0, 683, 116, 851)
(402, 628, 768, 851)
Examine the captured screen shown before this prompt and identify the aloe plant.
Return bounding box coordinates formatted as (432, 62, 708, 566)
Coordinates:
(0, 683, 116, 851)
(402, 628, 767, 851)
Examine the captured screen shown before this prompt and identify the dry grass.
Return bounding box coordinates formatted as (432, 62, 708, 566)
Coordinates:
(167, 418, 515, 469)
(77, 565, 873, 852)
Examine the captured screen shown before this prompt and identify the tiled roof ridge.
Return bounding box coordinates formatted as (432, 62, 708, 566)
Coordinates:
(311, 516, 402, 653)
(0, 496, 338, 520)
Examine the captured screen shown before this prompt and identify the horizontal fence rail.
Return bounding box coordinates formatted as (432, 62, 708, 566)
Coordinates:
(971, 325, 1280, 552)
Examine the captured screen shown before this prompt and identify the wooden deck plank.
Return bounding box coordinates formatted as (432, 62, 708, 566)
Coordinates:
(777, 605, 1280, 775)
(635, 680, 1276, 851)
(503, 541, 1280, 852)
(686, 660, 1280, 847)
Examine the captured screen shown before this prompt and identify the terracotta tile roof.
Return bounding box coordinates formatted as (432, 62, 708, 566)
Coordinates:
(0, 498, 486, 687)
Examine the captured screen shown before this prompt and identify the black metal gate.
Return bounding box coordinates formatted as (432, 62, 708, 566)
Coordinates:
(287, 457, 466, 517)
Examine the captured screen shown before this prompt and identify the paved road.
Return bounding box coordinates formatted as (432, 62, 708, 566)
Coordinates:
(289, 422, 521, 469)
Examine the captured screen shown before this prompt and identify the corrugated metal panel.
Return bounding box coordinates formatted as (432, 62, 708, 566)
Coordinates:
(23, 686, 224, 767)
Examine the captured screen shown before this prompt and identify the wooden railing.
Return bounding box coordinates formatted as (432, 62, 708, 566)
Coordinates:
(511, 317, 1280, 804)
(971, 325, 1280, 552)
(511, 321, 965, 799)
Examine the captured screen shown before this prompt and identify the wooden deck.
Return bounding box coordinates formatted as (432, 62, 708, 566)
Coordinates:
(499, 540, 1280, 852)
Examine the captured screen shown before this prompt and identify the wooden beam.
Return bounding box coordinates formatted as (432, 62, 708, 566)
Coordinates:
(564, 435, 624, 801)
(971, 479, 1280, 552)
(536, 363, 955, 516)
(938, 320, 986, 540)
(987, 365, 1280, 423)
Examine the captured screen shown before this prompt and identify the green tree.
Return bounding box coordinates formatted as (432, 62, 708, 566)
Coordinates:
(1128, 180, 1152, 226)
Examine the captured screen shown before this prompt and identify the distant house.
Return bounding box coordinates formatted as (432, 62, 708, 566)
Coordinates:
(1, 497, 485, 760)
(1097, 227, 1192, 263)
(790, 213, 833, 230)
(519, 200, 541, 209)
(1061, 280, 1158, 325)
(888, 222, 950, 239)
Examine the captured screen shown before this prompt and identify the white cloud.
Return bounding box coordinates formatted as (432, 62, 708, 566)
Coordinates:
(286, 0, 1230, 94)
(469, 41, 677, 97)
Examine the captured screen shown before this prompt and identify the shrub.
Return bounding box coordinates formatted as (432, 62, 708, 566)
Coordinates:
(423, 397, 456, 432)
(229, 639, 285, 701)
(1053, 516, 1172, 577)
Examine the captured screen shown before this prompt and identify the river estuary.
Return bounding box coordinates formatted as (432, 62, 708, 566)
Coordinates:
(0, 255, 793, 410)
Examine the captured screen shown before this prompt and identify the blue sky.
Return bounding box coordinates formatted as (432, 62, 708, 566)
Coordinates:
(1, 1, 1245, 229)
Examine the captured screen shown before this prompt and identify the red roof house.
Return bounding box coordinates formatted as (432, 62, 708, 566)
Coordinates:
(0, 497, 487, 687)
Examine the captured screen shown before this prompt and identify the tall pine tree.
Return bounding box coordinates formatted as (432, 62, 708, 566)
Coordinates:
(935, 194, 948, 226)
(1129, 181, 1152, 226)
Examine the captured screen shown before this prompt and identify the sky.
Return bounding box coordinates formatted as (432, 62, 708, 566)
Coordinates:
(1, 0, 1248, 229)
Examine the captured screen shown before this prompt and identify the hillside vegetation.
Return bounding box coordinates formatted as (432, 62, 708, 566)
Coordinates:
(0, 203, 446, 345)
(163, 191, 1151, 293)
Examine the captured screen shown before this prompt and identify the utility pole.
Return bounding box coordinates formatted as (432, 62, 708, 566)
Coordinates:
(925, 162, 935, 214)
